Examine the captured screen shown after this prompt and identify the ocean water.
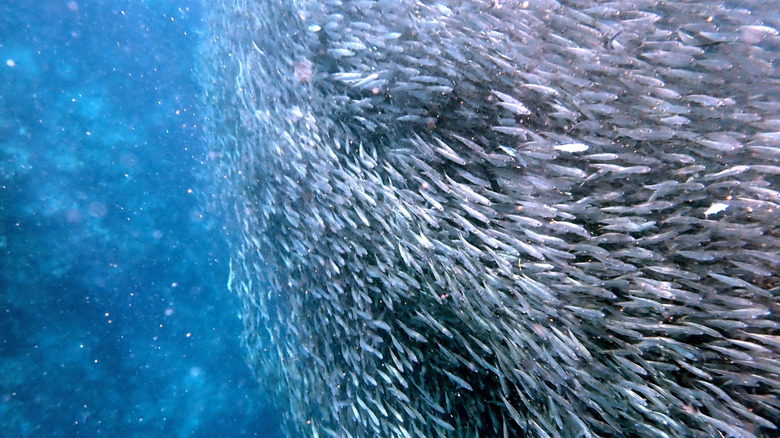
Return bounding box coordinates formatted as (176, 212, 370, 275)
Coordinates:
(5, 0, 779, 437)
(0, 1, 282, 436)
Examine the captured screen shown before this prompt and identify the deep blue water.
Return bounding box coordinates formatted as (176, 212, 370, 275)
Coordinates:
(0, 1, 282, 436)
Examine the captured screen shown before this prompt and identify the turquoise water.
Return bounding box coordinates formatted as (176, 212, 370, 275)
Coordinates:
(0, 1, 282, 436)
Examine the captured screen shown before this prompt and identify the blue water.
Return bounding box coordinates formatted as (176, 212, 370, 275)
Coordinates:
(0, 1, 282, 436)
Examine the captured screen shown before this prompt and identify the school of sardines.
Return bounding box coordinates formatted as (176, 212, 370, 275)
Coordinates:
(202, 0, 779, 436)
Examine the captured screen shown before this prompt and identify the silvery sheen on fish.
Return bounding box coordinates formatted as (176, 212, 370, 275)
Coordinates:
(202, 0, 780, 436)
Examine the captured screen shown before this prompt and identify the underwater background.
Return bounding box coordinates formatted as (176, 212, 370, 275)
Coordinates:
(4, 0, 780, 437)
(0, 0, 283, 436)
